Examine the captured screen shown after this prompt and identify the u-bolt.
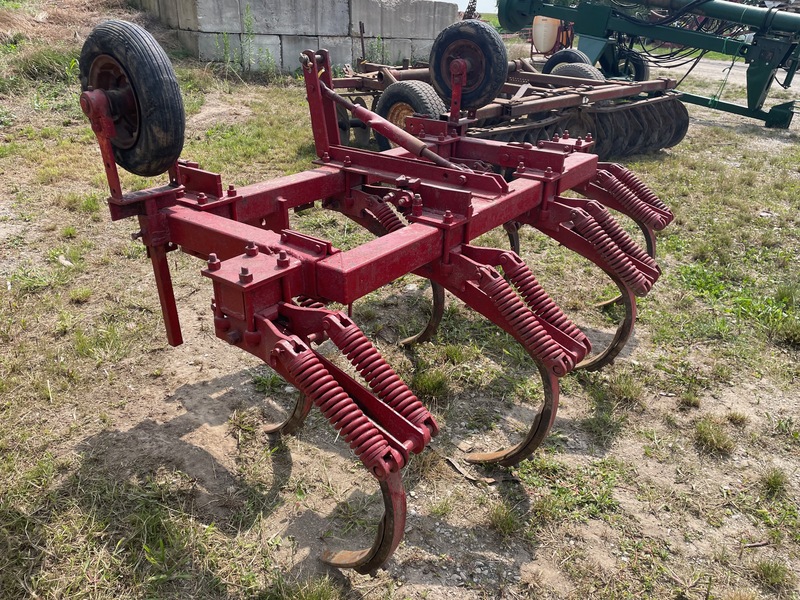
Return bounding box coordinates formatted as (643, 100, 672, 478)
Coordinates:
(478, 267, 573, 375)
(570, 209, 652, 297)
(323, 314, 438, 445)
(595, 170, 667, 231)
(276, 340, 402, 479)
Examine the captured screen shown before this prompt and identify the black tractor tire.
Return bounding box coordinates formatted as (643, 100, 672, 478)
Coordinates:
(550, 62, 606, 81)
(616, 50, 651, 82)
(374, 80, 447, 151)
(429, 19, 508, 111)
(80, 20, 185, 177)
(497, 0, 533, 32)
(541, 48, 592, 74)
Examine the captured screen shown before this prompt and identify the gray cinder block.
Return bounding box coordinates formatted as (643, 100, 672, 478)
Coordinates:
(319, 36, 356, 66)
(282, 35, 321, 71)
(350, 0, 382, 38)
(318, 0, 350, 36)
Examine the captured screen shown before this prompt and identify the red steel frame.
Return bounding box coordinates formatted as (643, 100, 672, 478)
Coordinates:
(80, 48, 671, 574)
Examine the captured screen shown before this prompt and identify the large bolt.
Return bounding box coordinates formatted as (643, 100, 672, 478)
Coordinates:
(227, 184, 237, 197)
(412, 194, 423, 217)
(239, 267, 253, 283)
(207, 253, 221, 271)
(245, 241, 259, 257)
(197, 192, 207, 205)
(443, 210, 454, 224)
(277, 250, 290, 268)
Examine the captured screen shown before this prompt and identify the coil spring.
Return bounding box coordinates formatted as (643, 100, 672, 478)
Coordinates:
(369, 201, 406, 233)
(479, 268, 574, 375)
(596, 171, 667, 232)
(602, 163, 673, 222)
(581, 202, 660, 278)
(325, 315, 435, 437)
(280, 344, 397, 476)
(500, 252, 590, 351)
(570, 210, 652, 297)
(297, 295, 326, 309)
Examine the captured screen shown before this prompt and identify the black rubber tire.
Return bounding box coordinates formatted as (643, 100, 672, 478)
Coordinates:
(550, 62, 606, 81)
(541, 48, 592, 74)
(617, 50, 651, 82)
(80, 20, 185, 177)
(374, 80, 447, 151)
(497, 0, 532, 32)
(429, 19, 508, 111)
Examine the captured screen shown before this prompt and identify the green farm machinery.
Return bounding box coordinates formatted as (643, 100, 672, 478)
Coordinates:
(499, 0, 800, 127)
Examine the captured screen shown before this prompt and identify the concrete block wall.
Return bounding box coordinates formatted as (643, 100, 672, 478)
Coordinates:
(130, 0, 458, 70)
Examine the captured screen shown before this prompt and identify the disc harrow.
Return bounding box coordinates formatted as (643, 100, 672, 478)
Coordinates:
(80, 20, 672, 574)
(333, 52, 689, 161)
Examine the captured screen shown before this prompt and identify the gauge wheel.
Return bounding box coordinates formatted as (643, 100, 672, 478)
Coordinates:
(550, 62, 606, 81)
(429, 19, 508, 111)
(541, 48, 592, 74)
(374, 80, 447, 151)
(614, 49, 651, 81)
(80, 20, 185, 177)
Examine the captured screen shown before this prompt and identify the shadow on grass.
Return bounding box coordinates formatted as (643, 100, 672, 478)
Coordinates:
(0, 369, 378, 598)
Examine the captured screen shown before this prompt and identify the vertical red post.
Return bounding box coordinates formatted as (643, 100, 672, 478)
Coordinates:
(149, 243, 183, 347)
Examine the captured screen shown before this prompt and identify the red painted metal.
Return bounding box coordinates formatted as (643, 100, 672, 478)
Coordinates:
(81, 46, 672, 573)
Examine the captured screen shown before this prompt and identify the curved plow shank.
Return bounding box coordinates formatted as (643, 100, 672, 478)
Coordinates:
(262, 394, 313, 436)
(321, 470, 406, 574)
(465, 363, 560, 466)
(516, 194, 659, 371)
(400, 281, 446, 346)
(421, 248, 589, 464)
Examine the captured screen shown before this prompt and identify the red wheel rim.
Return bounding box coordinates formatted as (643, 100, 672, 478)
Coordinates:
(88, 54, 140, 150)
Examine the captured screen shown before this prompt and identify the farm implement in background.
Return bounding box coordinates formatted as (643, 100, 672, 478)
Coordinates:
(497, 0, 800, 128)
(333, 20, 689, 160)
(80, 19, 671, 573)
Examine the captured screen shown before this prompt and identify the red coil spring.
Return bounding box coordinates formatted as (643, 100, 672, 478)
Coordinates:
(596, 171, 667, 231)
(499, 252, 591, 353)
(602, 163, 673, 223)
(296, 295, 326, 309)
(369, 201, 406, 233)
(325, 315, 437, 440)
(479, 268, 574, 375)
(581, 201, 660, 279)
(279, 344, 399, 477)
(570, 210, 652, 297)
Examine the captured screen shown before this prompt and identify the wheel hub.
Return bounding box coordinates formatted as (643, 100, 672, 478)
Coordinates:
(88, 54, 140, 150)
(438, 39, 487, 95)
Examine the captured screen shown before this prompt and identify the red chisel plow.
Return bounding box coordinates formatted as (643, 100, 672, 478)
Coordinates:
(79, 20, 672, 574)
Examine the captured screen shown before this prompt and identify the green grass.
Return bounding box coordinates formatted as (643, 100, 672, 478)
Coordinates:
(694, 416, 735, 455)
(751, 559, 795, 591)
(516, 455, 621, 529)
(760, 467, 788, 499)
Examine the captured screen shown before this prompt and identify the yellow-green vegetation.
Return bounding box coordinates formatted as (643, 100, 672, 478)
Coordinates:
(1, 0, 799, 598)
